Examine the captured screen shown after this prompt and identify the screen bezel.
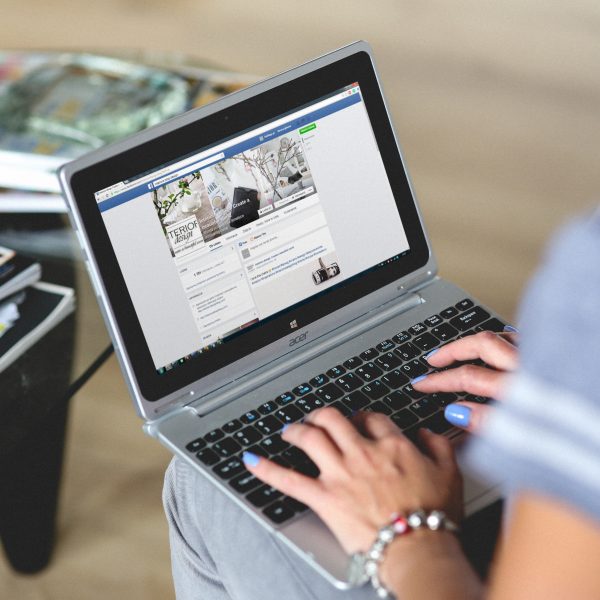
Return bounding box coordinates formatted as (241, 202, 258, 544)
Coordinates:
(68, 49, 431, 402)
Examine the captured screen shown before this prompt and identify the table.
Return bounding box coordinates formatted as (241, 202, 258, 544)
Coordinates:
(0, 213, 112, 573)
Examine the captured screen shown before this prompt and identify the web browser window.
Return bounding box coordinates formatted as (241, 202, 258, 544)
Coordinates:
(96, 84, 410, 371)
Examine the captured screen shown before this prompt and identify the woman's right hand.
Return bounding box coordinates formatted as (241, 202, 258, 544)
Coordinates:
(412, 330, 519, 432)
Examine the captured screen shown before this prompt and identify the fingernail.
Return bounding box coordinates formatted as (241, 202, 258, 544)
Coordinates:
(350, 409, 358, 417)
(242, 451, 261, 467)
(424, 349, 439, 361)
(503, 325, 519, 333)
(281, 424, 290, 434)
(411, 374, 428, 385)
(444, 404, 471, 428)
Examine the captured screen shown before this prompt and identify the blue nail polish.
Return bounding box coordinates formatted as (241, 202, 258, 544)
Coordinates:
(424, 348, 439, 361)
(242, 451, 261, 468)
(281, 424, 290, 434)
(503, 325, 519, 333)
(444, 404, 471, 428)
(411, 374, 428, 385)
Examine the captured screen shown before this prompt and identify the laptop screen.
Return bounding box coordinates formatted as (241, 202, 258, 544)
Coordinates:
(95, 82, 410, 373)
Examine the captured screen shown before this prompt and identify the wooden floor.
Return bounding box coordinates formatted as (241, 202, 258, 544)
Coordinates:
(2, 1, 599, 598)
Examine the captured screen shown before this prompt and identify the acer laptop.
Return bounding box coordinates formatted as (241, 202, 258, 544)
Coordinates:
(60, 41, 504, 588)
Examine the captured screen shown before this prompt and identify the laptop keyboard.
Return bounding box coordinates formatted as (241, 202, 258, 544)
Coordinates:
(184, 299, 505, 525)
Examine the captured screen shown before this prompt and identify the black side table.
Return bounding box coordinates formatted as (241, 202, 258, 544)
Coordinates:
(0, 213, 112, 573)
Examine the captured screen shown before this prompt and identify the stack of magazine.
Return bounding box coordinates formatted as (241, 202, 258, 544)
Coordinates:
(0, 50, 256, 213)
(0, 245, 74, 372)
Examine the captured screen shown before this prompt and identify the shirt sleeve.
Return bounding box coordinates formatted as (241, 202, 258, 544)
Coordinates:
(465, 210, 600, 523)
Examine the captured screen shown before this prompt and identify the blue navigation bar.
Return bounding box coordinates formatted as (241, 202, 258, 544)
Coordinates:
(98, 91, 362, 213)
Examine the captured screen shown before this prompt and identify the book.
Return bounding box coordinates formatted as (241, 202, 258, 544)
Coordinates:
(0, 281, 75, 373)
(0, 245, 41, 302)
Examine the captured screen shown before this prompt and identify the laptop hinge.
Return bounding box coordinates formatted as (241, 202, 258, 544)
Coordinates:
(186, 288, 426, 418)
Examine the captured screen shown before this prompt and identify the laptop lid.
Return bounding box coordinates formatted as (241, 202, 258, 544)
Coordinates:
(60, 41, 436, 420)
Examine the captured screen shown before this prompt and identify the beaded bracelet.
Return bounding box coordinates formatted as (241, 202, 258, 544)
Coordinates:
(346, 509, 460, 598)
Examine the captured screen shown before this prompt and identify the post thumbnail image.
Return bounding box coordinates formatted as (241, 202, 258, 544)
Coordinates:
(151, 131, 317, 258)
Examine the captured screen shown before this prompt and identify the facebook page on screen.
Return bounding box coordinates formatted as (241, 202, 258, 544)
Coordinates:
(96, 84, 410, 371)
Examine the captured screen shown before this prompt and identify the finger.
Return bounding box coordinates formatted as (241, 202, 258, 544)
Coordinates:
(352, 411, 401, 439)
(282, 421, 342, 471)
(243, 452, 323, 506)
(302, 406, 364, 454)
(497, 331, 518, 346)
(425, 331, 518, 371)
(413, 364, 506, 398)
(418, 429, 456, 468)
(443, 401, 494, 433)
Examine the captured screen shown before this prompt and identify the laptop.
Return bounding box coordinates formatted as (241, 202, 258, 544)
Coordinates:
(60, 41, 503, 588)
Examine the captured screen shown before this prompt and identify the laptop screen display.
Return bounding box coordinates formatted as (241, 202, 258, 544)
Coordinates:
(95, 83, 410, 373)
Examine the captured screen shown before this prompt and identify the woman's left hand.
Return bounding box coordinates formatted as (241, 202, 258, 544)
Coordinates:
(243, 407, 463, 554)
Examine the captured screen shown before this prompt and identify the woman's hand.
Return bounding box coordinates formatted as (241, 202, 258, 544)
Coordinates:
(243, 408, 463, 554)
(413, 330, 519, 432)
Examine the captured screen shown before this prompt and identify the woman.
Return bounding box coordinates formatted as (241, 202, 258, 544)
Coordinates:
(164, 213, 600, 599)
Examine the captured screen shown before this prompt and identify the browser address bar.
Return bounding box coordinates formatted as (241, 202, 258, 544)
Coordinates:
(152, 152, 224, 188)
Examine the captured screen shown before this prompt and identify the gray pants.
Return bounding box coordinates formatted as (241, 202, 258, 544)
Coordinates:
(163, 457, 377, 599)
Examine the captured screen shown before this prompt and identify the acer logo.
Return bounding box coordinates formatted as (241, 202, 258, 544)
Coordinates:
(289, 332, 308, 347)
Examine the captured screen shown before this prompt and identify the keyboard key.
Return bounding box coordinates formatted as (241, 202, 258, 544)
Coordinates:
(295, 459, 320, 478)
(431, 323, 459, 342)
(412, 333, 439, 352)
(255, 415, 283, 436)
(359, 348, 379, 361)
(450, 307, 490, 331)
(456, 298, 474, 311)
(271, 455, 292, 468)
(343, 356, 363, 370)
(309, 373, 329, 387)
(260, 434, 289, 455)
(186, 437, 206, 452)
(343, 390, 370, 411)
(247, 485, 283, 507)
(362, 380, 390, 400)
(400, 360, 428, 378)
(282, 496, 308, 513)
(395, 342, 420, 361)
(392, 331, 411, 344)
(408, 323, 426, 336)
(424, 314, 443, 327)
(383, 390, 411, 411)
(416, 411, 454, 434)
(314, 382, 344, 402)
(196, 447, 220, 466)
(234, 426, 262, 446)
(213, 456, 245, 479)
(381, 368, 410, 389)
(292, 383, 312, 396)
(464, 394, 490, 404)
(204, 428, 224, 444)
(245, 444, 269, 458)
(375, 352, 402, 371)
(356, 362, 383, 381)
(326, 365, 346, 378)
(367, 400, 392, 415)
(336, 373, 364, 392)
(276, 405, 304, 424)
(376, 339, 395, 352)
(403, 383, 425, 400)
(240, 410, 260, 425)
(431, 392, 458, 407)
(409, 398, 439, 419)
(477, 318, 505, 333)
(440, 306, 459, 318)
(258, 401, 278, 415)
(282, 446, 310, 467)
(222, 419, 243, 434)
(229, 471, 262, 493)
(296, 394, 326, 413)
(214, 437, 242, 458)
(330, 401, 352, 417)
(276, 392, 295, 406)
(391, 409, 419, 429)
(263, 501, 295, 524)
